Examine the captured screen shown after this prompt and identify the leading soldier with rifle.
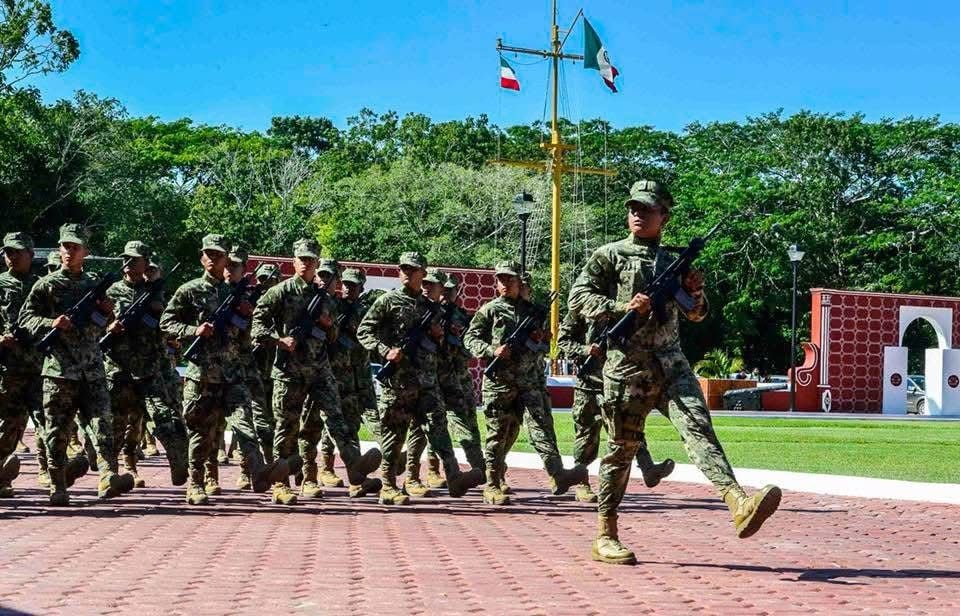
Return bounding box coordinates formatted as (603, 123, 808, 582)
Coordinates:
(160, 234, 286, 506)
(464, 261, 587, 506)
(357, 252, 483, 506)
(102, 241, 188, 489)
(568, 180, 781, 565)
(251, 241, 382, 504)
(18, 224, 134, 505)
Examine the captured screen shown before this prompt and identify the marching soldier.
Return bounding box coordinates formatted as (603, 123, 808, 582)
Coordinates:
(464, 261, 587, 506)
(102, 241, 189, 488)
(251, 240, 381, 503)
(569, 180, 781, 565)
(556, 309, 675, 503)
(357, 253, 483, 505)
(160, 234, 286, 505)
(18, 224, 134, 505)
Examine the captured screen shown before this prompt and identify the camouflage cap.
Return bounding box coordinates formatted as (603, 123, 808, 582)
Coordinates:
(59, 223, 90, 247)
(201, 233, 230, 253)
(121, 240, 151, 259)
(443, 272, 459, 289)
(47, 252, 62, 266)
(342, 268, 366, 285)
(625, 180, 673, 211)
(293, 238, 320, 259)
(318, 258, 340, 275)
(2, 231, 34, 251)
(228, 245, 248, 264)
(254, 263, 280, 280)
(494, 260, 521, 277)
(399, 251, 427, 270)
(424, 267, 447, 284)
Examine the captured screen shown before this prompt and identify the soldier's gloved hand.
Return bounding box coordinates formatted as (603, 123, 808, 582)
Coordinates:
(627, 293, 652, 315)
(52, 314, 74, 331)
(494, 344, 511, 359)
(107, 320, 125, 333)
(587, 343, 602, 357)
(682, 269, 705, 296)
(386, 347, 404, 363)
(0, 334, 16, 348)
(196, 322, 215, 338)
(236, 300, 254, 317)
(278, 336, 297, 352)
(316, 313, 333, 329)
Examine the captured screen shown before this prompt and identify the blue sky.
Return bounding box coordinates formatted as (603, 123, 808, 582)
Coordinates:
(28, 0, 960, 132)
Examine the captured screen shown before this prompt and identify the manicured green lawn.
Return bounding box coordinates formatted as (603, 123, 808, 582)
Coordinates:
(361, 414, 960, 484)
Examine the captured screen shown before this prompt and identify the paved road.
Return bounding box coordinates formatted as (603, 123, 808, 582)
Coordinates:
(1, 432, 958, 615)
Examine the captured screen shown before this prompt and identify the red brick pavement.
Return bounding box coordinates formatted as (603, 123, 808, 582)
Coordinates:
(1, 432, 959, 615)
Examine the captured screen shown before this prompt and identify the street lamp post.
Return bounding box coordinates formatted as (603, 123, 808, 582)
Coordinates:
(513, 192, 535, 274)
(787, 244, 806, 412)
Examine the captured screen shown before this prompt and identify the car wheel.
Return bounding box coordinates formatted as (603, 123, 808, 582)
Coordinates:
(916, 398, 927, 415)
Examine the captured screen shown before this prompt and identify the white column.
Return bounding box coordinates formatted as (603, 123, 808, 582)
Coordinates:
(925, 348, 960, 415)
(882, 346, 908, 414)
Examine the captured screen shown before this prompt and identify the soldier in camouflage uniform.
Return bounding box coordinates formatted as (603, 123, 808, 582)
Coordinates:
(160, 234, 286, 506)
(357, 252, 483, 505)
(419, 273, 485, 491)
(46, 252, 61, 274)
(251, 240, 381, 503)
(103, 241, 189, 489)
(0, 232, 46, 496)
(569, 180, 781, 565)
(317, 259, 348, 488)
(464, 261, 587, 506)
(251, 262, 280, 463)
(18, 224, 134, 505)
(556, 309, 675, 503)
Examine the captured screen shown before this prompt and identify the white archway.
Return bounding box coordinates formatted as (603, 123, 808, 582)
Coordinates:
(885, 306, 955, 415)
(899, 307, 952, 348)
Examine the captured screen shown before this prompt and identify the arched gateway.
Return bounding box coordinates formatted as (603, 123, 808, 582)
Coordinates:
(763, 289, 960, 414)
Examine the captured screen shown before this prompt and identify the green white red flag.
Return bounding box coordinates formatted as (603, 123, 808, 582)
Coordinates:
(500, 56, 520, 91)
(583, 18, 619, 92)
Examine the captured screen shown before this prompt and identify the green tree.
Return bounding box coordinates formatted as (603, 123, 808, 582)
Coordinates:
(0, 0, 79, 93)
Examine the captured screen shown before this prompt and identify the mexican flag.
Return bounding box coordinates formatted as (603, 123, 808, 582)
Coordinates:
(583, 18, 619, 93)
(500, 56, 520, 91)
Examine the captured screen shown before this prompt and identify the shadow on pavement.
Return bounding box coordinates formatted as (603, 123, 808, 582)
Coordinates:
(636, 560, 960, 585)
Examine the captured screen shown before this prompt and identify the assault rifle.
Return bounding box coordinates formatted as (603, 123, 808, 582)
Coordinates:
(275, 283, 330, 370)
(374, 299, 442, 383)
(98, 262, 181, 351)
(182, 274, 252, 363)
(483, 290, 559, 380)
(606, 222, 721, 349)
(331, 296, 359, 355)
(36, 265, 125, 355)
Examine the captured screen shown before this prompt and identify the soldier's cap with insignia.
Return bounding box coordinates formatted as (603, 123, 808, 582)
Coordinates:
(625, 180, 673, 212)
(2, 231, 34, 251)
(318, 258, 340, 275)
(342, 268, 366, 285)
(228, 245, 248, 264)
(120, 240, 151, 259)
(254, 263, 280, 280)
(201, 233, 230, 253)
(47, 252, 61, 266)
(443, 273, 459, 289)
(494, 260, 521, 278)
(424, 267, 447, 284)
(58, 223, 91, 247)
(293, 238, 320, 259)
(399, 251, 427, 270)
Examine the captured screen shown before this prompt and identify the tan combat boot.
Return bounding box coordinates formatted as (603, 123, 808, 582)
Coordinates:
(64, 454, 89, 488)
(204, 463, 222, 496)
(348, 477, 382, 498)
(403, 458, 431, 497)
(592, 514, 636, 565)
(447, 468, 484, 498)
(236, 472, 252, 490)
(0, 455, 20, 497)
(318, 453, 344, 487)
(271, 482, 298, 505)
(36, 453, 51, 488)
(425, 454, 446, 489)
(124, 454, 146, 488)
(642, 458, 675, 488)
(346, 448, 383, 486)
(723, 484, 782, 539)
(186, 483, 209, 506)
(550, 464, 589, 496)
(575, 482, 598, 503)
(143, 431, 160, 457)
(482, 484, 510, 505)
(300, 464, 323, 499)
(499, 464, 512, 494)
(98, 471, 134, 499)
(378, 483, 411, 506)
(15, 440, 29, 454)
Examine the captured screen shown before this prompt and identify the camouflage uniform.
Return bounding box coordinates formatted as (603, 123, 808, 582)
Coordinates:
(0, 232, 44, 495)
(160, 234, 281, 504)
(250, 262, 280, 463)
(464, 261, 586, 505)
(569, 180, 781, 563)
(356, 252, 480, 505)
(103, 241, 188, 487)
(18, 224, 134, 504)
(251, 242, 380, 501)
